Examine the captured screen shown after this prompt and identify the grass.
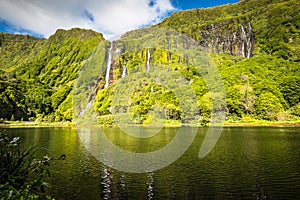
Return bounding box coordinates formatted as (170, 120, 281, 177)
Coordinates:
(224, 120, 300, 127)
(3, 120, 300, 128)
(0, 120, 74, 127)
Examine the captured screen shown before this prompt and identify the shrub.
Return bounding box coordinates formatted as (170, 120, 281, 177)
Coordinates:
(97, 115, 115, 126)
(0, 131, 64, 199)
(254, 92, 284, 120)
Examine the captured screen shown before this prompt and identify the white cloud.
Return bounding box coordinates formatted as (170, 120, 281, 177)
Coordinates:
(0, 0, 176, 40)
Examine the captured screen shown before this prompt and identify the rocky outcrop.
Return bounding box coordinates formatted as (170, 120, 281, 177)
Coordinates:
(102, 20, 256, 88)
(199, 21, 255, 58)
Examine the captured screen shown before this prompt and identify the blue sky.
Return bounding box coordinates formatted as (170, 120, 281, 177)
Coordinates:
(0, 0, 239, 40)
(172, 0, 239, 10)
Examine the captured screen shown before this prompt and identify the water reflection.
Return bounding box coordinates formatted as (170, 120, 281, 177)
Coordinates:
(146, 172, 154, 200)
(101, 167, 112, 200)
(2, 127, 300, 199)
(120, 172, 126, 193)
(77, 126, 198, 173)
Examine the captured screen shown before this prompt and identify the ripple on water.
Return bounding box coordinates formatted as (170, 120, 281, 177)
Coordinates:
(2, 127, 300, 199)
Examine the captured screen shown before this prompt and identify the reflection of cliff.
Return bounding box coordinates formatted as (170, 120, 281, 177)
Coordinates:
(199, 21, 254, 58)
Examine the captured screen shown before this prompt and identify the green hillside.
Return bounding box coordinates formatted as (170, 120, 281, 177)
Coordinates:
(0, 0, 299, 125)
(0, 28, 104, 121)
(93, 0, 300, 125)
(152, 0, 300, 122)
(156, 0, 300, 60)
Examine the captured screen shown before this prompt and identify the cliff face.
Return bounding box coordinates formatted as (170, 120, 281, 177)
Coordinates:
(1, 0, 299, 123)
(156, 0, 299, 60)
(92, 0, 299, 124)
(199, 21, 254, 58)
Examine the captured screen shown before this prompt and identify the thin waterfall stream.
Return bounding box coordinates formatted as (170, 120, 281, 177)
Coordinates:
(146, 47, 150, 73)
(121, 64, 127, 78)
(79, 42, 113, 117)
(167, 33, 171, 72)
(105, 43, 113, 88)
(79, 94, 94, 117)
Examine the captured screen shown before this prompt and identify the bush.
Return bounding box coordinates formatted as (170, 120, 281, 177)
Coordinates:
(290, 103, 300, 117)
(97, 115, 115, 126)
(254, 92, 284, 120)
(0, 131, 64, 199)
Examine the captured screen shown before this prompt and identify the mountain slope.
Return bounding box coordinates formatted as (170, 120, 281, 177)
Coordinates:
(156, 0, 300, 60)
(0, 28, 105, 121)
(0, 0, 299, 124)
(93, 0, 300, 124)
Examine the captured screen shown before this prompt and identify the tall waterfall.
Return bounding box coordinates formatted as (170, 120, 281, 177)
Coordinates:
(246, 22, 254, 59)
(104, 43, 113, 88)
(146, 47, 150, 74)
(121, 65, 127, 78)
(240, 23, 254, 58)
(241, 25, 246, 58)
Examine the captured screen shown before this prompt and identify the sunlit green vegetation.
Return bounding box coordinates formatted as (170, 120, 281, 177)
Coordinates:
(0, 131, 63, 199)
(0, 29, 104, 122)
(94, 0, 300, 125)
(0, 0, 299, 125)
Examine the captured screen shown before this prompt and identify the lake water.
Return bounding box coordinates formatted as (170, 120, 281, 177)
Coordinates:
(1, 127, 299, 199)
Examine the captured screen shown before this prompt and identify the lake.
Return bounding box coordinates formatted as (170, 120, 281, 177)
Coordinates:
(1, 127, 299, 199)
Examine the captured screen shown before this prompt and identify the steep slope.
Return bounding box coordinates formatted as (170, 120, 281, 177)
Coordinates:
(156, 0, 299, 60)
(0, 0, 299, 124)
(93, 0, 300, 124)
(0, 28, 105, 121)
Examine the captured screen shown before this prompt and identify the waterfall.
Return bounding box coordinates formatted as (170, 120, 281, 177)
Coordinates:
(240, 25, 246, 58)
(227, 33, 233, 55)
(167, 33, 171, 72)
(146, 47, 150, 73)
(121, 65, 127, 78)
(79, 99, 92, 117)
(182, 34, 189, 63)
(79, 95, 94, 117)
(246, 22, 253, 59)
(104, 43, 113, 88)
(175, 32, 179, 48)
(168, 52, 171, 72)
(240, 23, 254, 58)
(246, 37, 252, 59)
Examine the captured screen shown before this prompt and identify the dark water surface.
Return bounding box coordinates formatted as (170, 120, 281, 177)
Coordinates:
(2, 127, 299, 199)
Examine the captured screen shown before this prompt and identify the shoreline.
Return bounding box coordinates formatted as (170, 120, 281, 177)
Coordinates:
(0, 121, 74, 128)
(223, 122, 300, 127)
(1, 120, 300, 128)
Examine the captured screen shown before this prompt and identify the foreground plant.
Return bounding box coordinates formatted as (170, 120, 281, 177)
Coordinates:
(0, 131, 65, 199)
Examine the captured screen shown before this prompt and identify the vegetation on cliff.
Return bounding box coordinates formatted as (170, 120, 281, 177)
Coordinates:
(90, 0, 299, 125)
(0, 0, 299, 125)
(0, 28, 104, 122)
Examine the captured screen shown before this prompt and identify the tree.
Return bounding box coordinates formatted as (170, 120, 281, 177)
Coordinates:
(280, 76, 300, 107)
(255, 92, 284, 120)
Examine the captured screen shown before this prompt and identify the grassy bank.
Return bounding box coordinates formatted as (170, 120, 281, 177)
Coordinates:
(1, 119, 300, 128)
(224, 120, 300, 127)
(0, 120, 74, 128)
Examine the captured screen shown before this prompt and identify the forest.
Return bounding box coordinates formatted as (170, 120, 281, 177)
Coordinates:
(0, 0, 299, 125)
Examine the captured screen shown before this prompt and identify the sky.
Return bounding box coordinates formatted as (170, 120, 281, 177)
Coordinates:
(0, 0, 239, 40)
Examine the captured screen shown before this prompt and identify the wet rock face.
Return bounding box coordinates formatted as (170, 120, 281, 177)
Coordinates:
(199, 21, 255, 58)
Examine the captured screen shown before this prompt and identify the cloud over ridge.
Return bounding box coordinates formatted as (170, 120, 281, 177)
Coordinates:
(0, 0, 176, 40)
